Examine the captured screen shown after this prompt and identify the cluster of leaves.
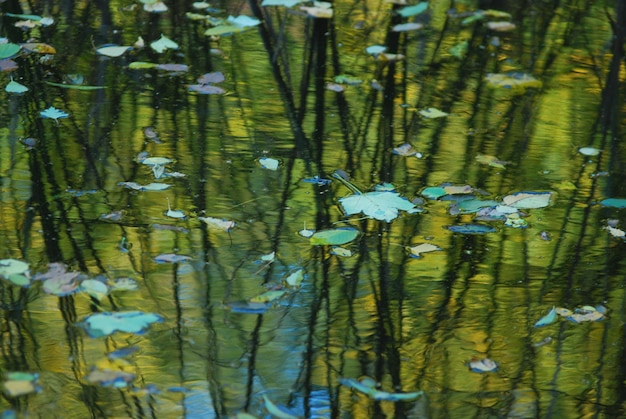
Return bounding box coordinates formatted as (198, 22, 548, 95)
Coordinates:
(534, 305, 607, 327)
(421, 184, 554, 232)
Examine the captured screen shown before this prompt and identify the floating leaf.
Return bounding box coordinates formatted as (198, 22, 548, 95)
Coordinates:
(533, 306, 557, 327)
(150, 34, 178, 53)
(188, 84, 225, 94)
(419, 107, 449, 118)
(330, 246, 352, 257)
(154, 254, 191, 263)
(407, 243, 441, 258)
(564, 306, 606, 323)
(42, 272, 83, 296)
(0, 259, 29, 278)
(339, 191, 419, 222)
(468, 358, 498, 373)
(40, 106, 69, 121)
(392, 22, 424, 32)
(82, 311, 163, 338)
(21, 43, 56, 54)
(339, 377, 423, 401)
(165, 198, 185, 219)
(227, 15, 261, 28)
(5, 12, 42, 21)
(110, 277, 139, 291)
(205, 25, 246, 36)
(310, 228, 359, 245)
(300, 4, 333, 18)
(118, 181, 171, 191)
(143, 0, 168, 12)
(80, 279, 109, 300)
(249, 290, 286, 303)
(326, 82, 345, 92)
(502, 191, 553, 209)
(3, 372, 40, 397)
(334, 74, 362, 85)
(198, 72, 225, 84)
(365, 45, 387, 56)
(578, 146, 601, 156)
(486, 21, 516, 31)
(198, 216, 236, 231)
(128, 61, 159, 69)
(392, 143, 421, 157)
(447, 224, 497, 234)
(397, 2, 428, 17)
(284, 269, 304, 287)
(0, 43, 21, 59)
(96, 45, 132, 57)
(421, 186, 447, 199)
(605, 225, 626, 238)
(455, 199, 500, 214)
(156, 63, 189, 72)
(600, 198, 626, 208)
(259, 157, 280, 170)
(5, 80, 28, 94)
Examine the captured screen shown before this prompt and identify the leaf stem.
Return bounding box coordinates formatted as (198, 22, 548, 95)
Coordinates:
(331, 171, 363, 194)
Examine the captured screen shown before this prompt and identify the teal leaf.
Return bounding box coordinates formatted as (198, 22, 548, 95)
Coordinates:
(40, 106, 69, 121)
(96, 45, 132, 57)
(261, 0, 305, 6)
(82, 311, 163, 338)
(205, 25, 246, 36)
(397, 2, 428, 17)
(0, 43, 21, 59)
(455, 199, 500, 214)
(447, 224, 497, 234)
(5, 80, 28, 94)
(310, 228, 359, 245)
(534, 306, 557, 327)
(0, 259, 29, 277)
(421, 186, 447, 199)
(339, 191, 419, 222)
(600, 198, 626, 208)
(227, 15, 261, 28)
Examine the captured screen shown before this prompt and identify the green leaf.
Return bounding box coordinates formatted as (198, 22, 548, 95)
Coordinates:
(249, 290, 286, 303)
(284, 269, 304, 287)
(5, 80, 28, 94)
(128, 61, 159, 69)
(0, 43, 21, 59)
(82, 311, 163, 338)
(7, 274, 31, 287)
(5, 12, 42, 21)
(80, 279, 109, 300)
(205, 25, 246, 36)
(421, 186, 447, 199)
(397, 2, 428, 17)
(456, 199, 500, 214)
(534, 306, 557, 327)
(339, 191, 419, 222)
(419, 107, 449, 118)
(485, 72, 542, 93)
(150, 34, 178, 53)
(227, 15, 261, 28)
(259, 157, 279, 170)
(310, 228, 359, 245)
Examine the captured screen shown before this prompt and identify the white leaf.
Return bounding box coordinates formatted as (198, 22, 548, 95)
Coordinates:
(339, 191, 419, 222)
(198, 216, 236, 231)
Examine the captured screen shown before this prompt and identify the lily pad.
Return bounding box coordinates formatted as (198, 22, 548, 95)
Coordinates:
(310, 228, 359, 245)
(82, 311, 163, 338)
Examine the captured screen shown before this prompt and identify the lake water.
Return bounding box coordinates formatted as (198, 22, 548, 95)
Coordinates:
(0, 0, 625, 418)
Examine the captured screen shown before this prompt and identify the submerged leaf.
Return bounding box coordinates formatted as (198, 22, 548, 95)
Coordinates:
(600, 198, 626, 208)
(447, 224, 497, 234)
(154, 254, 191, 263)
(340, 377, 423, 401)
(468, 358, 498, 373)
(249, 290, 286, 303)
(397, 2, 428, 17)
(419, 107, 448, 118)
(262, 395, 300, 419)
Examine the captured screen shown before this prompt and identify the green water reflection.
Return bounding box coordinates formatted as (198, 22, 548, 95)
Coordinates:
(0, 0, 625, 417)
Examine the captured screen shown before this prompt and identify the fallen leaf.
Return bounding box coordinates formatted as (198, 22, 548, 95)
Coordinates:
(407, 243, 441, 258)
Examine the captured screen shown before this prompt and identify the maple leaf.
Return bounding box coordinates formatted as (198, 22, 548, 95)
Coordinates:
(40, 106, 69, 122)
